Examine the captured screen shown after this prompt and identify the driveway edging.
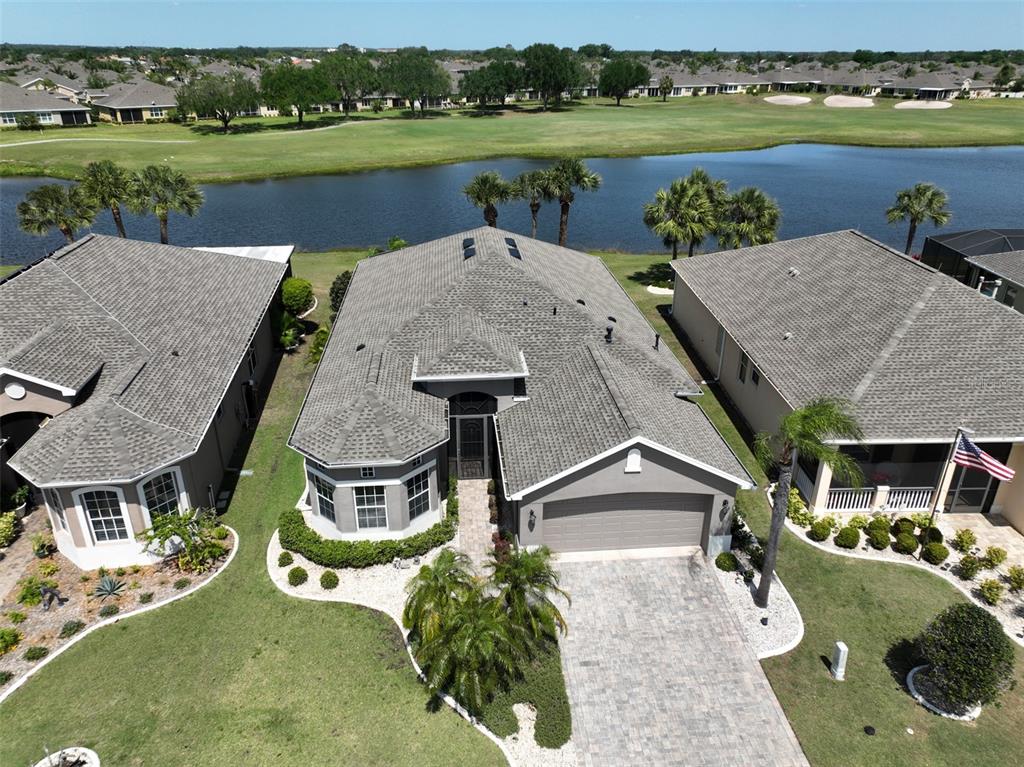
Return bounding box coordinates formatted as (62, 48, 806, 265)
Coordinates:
(0, 526, 240, 705)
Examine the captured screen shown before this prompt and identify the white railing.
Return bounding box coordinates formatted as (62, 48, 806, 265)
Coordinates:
(885, 487, 934, 512)
(825, 487, 875, 512)
(794, 464, 816, 500)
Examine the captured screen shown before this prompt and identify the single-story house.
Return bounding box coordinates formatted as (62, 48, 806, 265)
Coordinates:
(90, 80, 178, 123)
(964, 251, 1024, 312)
(290, 228, 752, 556)
(0, 82, 92, 127)
(671, 230, 1024, 532)
(1, 236, 290, 568)
(920, 229, 1024, 313)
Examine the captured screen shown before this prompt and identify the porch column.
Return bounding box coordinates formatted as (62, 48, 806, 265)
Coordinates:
(809, 461, 832, 513)
(992, 444, 1024, 534)
(930, 454, 957, 514)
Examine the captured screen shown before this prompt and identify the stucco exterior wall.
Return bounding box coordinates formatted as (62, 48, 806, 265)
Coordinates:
(420, 378, 520, 412)
(515, 444, 739, 554)
(672, 276, 792, 436)
(993, 443, 1024, 533)
(0, 375, 75, 418)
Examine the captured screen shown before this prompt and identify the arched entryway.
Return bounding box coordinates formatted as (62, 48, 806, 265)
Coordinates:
(0, 411, 48, 498)
(448, 392, 497, 480)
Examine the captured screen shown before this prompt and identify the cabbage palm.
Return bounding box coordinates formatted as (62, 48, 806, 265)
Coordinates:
(886, 182, 951, 255)
(403, 548, 475, 643)
(753, 397, 863, 607)
(16, 183, 98, 244)
(545, 158, 602, 246)
(486, 543, 569, 643)
(81, 160, 134, 238)
(463, 170, 514, 228)
(719, 187, 781, 248)
(512, 170, 554, 238)
(643, 181, 688, 257)
(129, 164, 204, 244)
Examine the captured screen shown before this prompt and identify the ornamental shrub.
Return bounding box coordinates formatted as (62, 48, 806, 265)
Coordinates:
(892, 532, 919, 555)
(138, 592, 154, 604)
(807, 519, 833, 542)
(982, 546, 1008, 569)
(891, 517, 916, 537)
(834, 526, 860, 549)
(98, 604, 119, 618)
(979, 579, 1004, 605)
(0, 512, 18, 547)
(288, 566, 308, 586)
(917, 603, 1015, 710)
(58, 620, 85, 639)
(0, 627, 22, 655)
(868, 528, 891, 550)
(173, 577, 191, 590)
(746, 544, 765, 571)
(320, 570, 339, 590)
(867, 515, 892, 535)
(329, 270, 352, 315)
(306, 326, 330, 365)
(715, 552, 739, 572)
(16, 576, 58, 606)
(848, 514, 871, 531)
(0, 671, 12, 686)
(23, 645, 49, 662)
(213, 525, 229, 540)
(7, 611, 26, 624)
(279, 508, 457, 569)
(921, 542, 950, 565)
(278, 551, 294, 567)
(1007, 565, 1024, 592)
(786, 488, 814, 527)
(730, 516, 753, 550)
(281, 277, 314, 315)
(957, 554, 981, 580)
(918, 525, 943, 546)
(951, 528, 977, 553)
(910, 511, 935, 529)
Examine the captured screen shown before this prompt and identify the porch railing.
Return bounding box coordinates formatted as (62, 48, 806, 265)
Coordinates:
(885, 487, 933, 513)
(825, 487, 874, 512)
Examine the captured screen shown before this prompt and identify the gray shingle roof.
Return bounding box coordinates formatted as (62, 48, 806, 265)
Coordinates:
(967, 250, 1024, 286)
(2, 235, 286, 485)
(91, 80, 177, 109)
(672, 231, 1024, 442)
(291, 228, 748, 490)
(0, 82, 90, 112)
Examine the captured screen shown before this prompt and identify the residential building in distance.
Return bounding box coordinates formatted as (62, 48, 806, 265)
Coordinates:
(0, 81, 92, 127)
(671, 230, 1024, 531)
(921, 229, 1024, 312)
(89, 80, 178, 123)
(290, 228, 752, 556)
(0, 237, 291, 568)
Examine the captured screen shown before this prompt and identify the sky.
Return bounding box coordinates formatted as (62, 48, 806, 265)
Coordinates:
(2, 1, 1022, 51)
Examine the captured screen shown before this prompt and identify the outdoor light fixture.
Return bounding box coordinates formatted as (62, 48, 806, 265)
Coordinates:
(528, 509, 536, 532)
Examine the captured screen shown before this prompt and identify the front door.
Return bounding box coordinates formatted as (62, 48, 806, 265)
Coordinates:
(456, 417, 488, 479)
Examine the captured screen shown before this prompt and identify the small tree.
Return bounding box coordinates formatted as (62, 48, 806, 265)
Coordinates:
(463, 170, 515, 227)
(522, 43, 580, 110)
(260, 62, 331, 125)
(281, 276, 314, 315)
(886, 182, 951, 255)
(329, 270, 352, 317)
(16, 112, 41, 131)
(378, 48, 450, 117)
(128, 164, 203, 244)
(486, 543, 569, 646)
(138, 508, 225, 573)
(659, 74, 674, 101)
(917, 603, 1015, 711)
(176, 72, 259, 132)
(319, 50, 378, 116)
(17, 183, 98, 243)
(461, 61, 521, 107)
(598, 58, 650, 106)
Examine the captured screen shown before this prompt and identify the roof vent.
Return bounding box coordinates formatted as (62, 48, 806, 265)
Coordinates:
(782, 332, 792, 341)
(462, 237, 475, 250)
(463, 246, 476, 260)
(553, 306, 557, 316)
(504, 236, 522, 260)
(787, 266, 800, 277)
(504, 237, 516, 246)
(605, 326, 614, 344)
(576, 298, 586, 306)
(170, 350, 180, 357)
(356, 343, 366, 351)
(607, 316, 617, 323)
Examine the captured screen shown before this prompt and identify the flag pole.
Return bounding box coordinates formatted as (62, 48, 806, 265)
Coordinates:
(919, 426, 970, 559)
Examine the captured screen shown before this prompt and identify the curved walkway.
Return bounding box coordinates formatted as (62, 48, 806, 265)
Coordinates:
(0, 526, 239, 704)
(2, 137, 196, 147)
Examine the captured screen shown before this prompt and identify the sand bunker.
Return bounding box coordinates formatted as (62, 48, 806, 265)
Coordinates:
(894, 100, 953, 110)
(824, 95, 874, 108)
(764, 95, 812, 106)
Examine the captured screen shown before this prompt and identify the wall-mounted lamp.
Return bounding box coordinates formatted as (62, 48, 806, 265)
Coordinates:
(528, 509, 537, 532)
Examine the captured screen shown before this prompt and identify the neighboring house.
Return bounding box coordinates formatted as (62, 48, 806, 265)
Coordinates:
(711, 71, 771, 93)
(0, 236, 291, 569)
(0, 82, 92, 127)
(90, 80, 177, 123)
(671, 230, 1024, 532)
(921, 229, 1024, 313)
(878, 71, 967, 100)
(290, 228, 752, 556)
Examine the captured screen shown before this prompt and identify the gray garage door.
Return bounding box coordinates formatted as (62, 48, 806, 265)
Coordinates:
(542, 493, 708, 552)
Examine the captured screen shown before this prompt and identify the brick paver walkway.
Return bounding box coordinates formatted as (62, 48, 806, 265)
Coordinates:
(557, 553, 808, 767)
(457, 479, 492, 568)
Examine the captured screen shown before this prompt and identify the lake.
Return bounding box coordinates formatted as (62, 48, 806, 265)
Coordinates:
(2, 143, 1022, 265)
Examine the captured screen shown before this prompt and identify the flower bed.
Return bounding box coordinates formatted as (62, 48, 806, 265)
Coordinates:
(0, 530, 235, 691)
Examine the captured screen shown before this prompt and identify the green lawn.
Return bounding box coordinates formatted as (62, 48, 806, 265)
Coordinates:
(2, 95, 1022, 182)
(0, 250, 505, 767)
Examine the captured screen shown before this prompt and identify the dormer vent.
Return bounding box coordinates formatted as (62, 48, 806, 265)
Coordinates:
(504, 237, 522, 260)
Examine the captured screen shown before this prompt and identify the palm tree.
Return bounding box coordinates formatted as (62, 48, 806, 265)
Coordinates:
(643, 181, 687, 257)
(81, 160, 134, 238)
(545, 158, 602, 246)
(685, 167, 729, 212)
(512, 170, 553, 238)
(129, 165, 204, 244)
(753, 398, 863, 608)
(486, 543, 569, 644)
(415, 586, 529, 715)
(403, 548, 475, 643)
(719, 187, 781, 249)
(886, 182, 951, 255)
(463, 170, 514, 228)
(17, 183, 98, 244)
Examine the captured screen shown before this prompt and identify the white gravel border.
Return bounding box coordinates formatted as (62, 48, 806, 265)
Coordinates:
(32, 747, 100, 766)
(907, 664, 981, 721)
(645, 285, 674, 295)
(266, 531, 577, 767)
(713, 560, 804, 659)
(0, 526, 239, 705)
(297, 295, 319, 319)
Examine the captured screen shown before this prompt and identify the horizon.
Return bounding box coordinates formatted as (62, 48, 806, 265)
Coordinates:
(2, 1, 1023, 51)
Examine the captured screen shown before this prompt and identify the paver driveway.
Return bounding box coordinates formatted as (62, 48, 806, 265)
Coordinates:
(557, 552, 808, 767)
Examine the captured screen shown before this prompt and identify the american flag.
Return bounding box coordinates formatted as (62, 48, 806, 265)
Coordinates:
(953, 434, 1015, 481)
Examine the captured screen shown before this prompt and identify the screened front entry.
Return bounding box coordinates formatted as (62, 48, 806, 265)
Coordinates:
(448, 392, 496, 480)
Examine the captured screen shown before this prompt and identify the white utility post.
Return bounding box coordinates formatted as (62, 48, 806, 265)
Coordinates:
(831, 641, 848, 681)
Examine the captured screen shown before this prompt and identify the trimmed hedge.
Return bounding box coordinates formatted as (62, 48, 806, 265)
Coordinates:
(918, 526, 944, 545)
(279, 508, 456, 569)
(281, 277, 314, 316)
(834, 526, 860, 549)
(320, 570, 339, 590)
(891, 517, 916, 537)
(957, 554, 981, 580)
(715, 552, 739, 572)
(921, 542, 950, 565)
(892, 532, 919, 555)
(807, 519, 833, 542)
(288, 566, 308, 586)
(868, 527, 890, 550)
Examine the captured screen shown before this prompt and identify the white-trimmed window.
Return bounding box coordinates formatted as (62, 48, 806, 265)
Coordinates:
(411, 455, 422, 467)
(354, 486, 387, 529)
(149, 107, 164, 118)
(139, 469, 185, 521)
(44, 488, 68, 531)
(77, 488, 130, 542)
(406, 470, 430, 520)
(1, 112, 16, 125)
(36, 112, 54, 124)
(360, 466, 375, 479)
(312, 474, 336, 523)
